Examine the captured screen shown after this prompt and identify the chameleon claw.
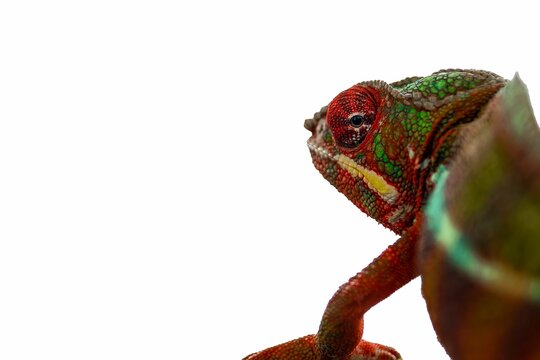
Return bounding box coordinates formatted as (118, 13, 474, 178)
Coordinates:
(349, 340, 402, 360)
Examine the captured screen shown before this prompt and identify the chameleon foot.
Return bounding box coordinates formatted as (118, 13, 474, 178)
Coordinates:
(242, 335, 401, 360)
(349, 340, 402, 360)
(242, 335, 317, 360)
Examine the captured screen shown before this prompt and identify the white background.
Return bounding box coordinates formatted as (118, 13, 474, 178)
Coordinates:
(0, 1, 538, 359)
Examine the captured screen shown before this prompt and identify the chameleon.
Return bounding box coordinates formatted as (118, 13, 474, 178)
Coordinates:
(243, 69, 540, 360)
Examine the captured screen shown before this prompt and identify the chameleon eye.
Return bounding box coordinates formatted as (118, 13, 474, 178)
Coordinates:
(349, 113, 365, 127)
(326, 85, 379, 151)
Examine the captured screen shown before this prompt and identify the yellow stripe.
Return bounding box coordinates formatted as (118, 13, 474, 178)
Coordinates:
(336, 154, 398, 204)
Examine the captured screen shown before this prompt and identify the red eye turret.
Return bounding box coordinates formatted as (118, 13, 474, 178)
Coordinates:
(327, 85, 379, 151)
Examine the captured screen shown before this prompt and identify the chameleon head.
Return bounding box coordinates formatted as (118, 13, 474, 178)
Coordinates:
(305, 84, 413, 234)
(305, 70, 507, 234)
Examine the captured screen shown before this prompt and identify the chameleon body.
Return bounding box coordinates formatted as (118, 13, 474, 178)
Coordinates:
(244, 70, 540, 360)
(421, 76, 540, 359)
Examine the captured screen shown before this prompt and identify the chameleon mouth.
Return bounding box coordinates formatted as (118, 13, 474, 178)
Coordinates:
(307, 140, 398, 204)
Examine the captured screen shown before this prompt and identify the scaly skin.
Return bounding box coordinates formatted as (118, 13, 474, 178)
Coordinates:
(244, 70, 540, 360)
(421, 75, 540, 359)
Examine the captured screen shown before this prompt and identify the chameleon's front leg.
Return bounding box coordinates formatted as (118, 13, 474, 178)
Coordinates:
(242, 333, 399, 360)
(244, 220, 421, 360)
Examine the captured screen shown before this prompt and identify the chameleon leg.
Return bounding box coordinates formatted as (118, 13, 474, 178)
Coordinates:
(317, 222, 421, 360)
(244, 220, 421, 360)
(243, 333, 401, 360)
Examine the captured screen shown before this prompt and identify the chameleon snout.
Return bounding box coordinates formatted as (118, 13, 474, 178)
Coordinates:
(305, 106, 329, 133)
(304, 117, 316, 132)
